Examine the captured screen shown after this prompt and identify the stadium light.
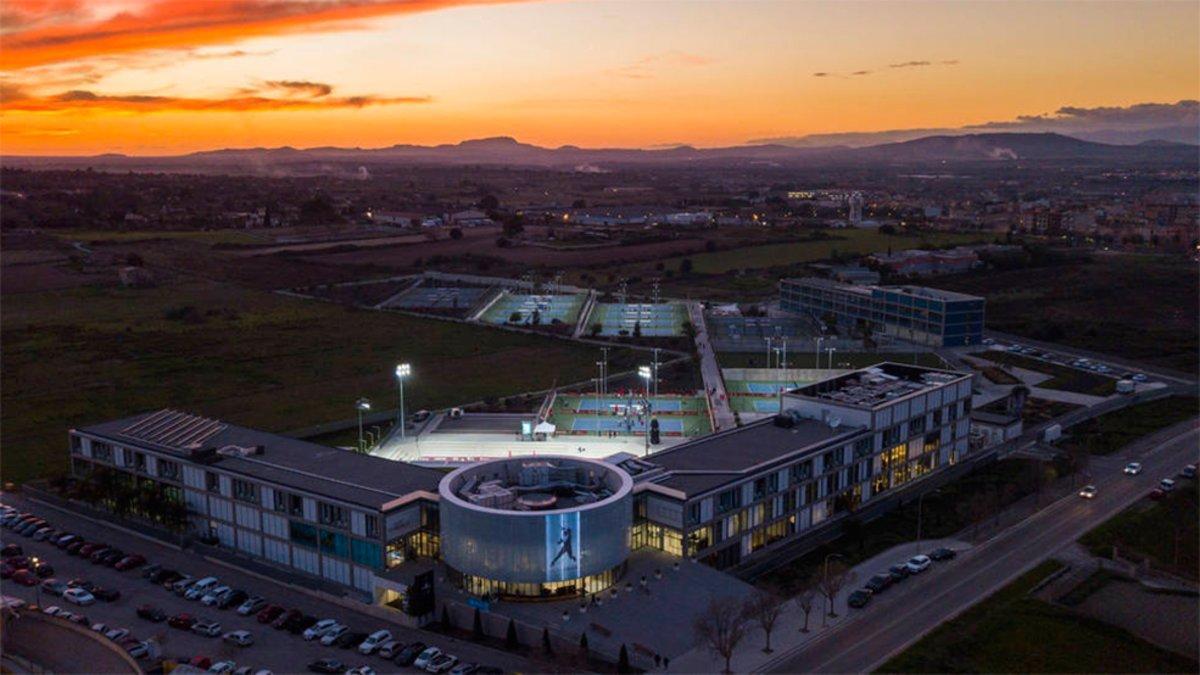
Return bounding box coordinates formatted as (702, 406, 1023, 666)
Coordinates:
(356, 398, 371, 452)
(395, 363, 411, 440)
(638, 366, 652, 455)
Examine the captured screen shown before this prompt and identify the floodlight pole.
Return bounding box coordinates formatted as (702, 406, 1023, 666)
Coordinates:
(765, 337, 774, 369)
(827, 347, 837, 370)
(395, 363, 411, 441)
(356, 398, 371, 452)
(638, 365, 652, 455)
(815, 336, 824, 369)
(781, 338, 788, 372)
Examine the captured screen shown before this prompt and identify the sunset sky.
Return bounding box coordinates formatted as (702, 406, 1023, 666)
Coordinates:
(2, 0, 1198, 155)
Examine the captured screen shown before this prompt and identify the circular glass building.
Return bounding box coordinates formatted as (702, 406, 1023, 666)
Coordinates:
(438, 456, 633, 599)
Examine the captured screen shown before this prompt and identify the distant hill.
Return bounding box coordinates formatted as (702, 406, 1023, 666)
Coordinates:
(3, 132, 1195, 174)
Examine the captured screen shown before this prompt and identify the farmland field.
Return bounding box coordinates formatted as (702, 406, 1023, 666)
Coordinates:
(1, 280, 626, 483)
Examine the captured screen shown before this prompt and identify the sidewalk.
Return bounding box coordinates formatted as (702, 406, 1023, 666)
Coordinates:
(689, 301, 735, 431)
(669, 537, 971, 674)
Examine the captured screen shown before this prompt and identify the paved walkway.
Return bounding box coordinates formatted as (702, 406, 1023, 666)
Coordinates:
(689, 302, 736, 431)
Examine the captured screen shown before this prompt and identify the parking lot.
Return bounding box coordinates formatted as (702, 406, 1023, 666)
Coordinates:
(0, 493, 530, 674)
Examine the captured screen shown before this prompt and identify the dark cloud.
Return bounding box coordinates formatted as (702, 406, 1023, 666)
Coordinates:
(812, 72, 831, 78)
(264, 80, 333, 97)
(889, 60, 931, 69)
(852, 70, 871, 76)
(3, 87, 431, 111)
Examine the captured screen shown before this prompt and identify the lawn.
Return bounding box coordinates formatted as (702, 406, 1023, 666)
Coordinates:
(1061, 396, 1199, 455)
(1080, 480, 1198, 581)
(718, 351, 948, 370)
(673, 230, 985, 275)
(51, 229, 264, 246)
(975, 350, 1116, 396)
(880, 560, 1198, 673)
(940, 255, 1199, 373)
(1, 280, 629, 483)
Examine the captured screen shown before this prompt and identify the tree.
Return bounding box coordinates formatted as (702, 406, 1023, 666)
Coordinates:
(479, 194, 500, 210)
(505, 618, 519, 650)
(449, 227, 463, 240)
(617, 644, 631, 674)
(579, 632, 589, 655)
(745, 589, 785, 653)
(441, 605, 452, 629)
(680, 258, 694, 274)
(693, 597, 750, 674)
(473, 608, 485, 640)
(542, 627, 554, 655)
(633, 321, 642, 338)
(818, 561, 855, 621)
(795, 580, 818, 633)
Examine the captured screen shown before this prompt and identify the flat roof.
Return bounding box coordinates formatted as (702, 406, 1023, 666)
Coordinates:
(781, 277, 982, 302)
(76, 410, 444, 510)
(637, 417, 865, 498)
(431, 413, 529, 435)
(788, 362, 970, 410)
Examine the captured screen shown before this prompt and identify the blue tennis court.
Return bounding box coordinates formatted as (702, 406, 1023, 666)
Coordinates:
(571, 418, 685, 433)
(752, 399, 783, 413)
(391, 286, 486, 310)
(574, 396, 683, 412)
(591, 302, 687, 337)
(481, 292, 585, 326)
(743, 381, 804, 394)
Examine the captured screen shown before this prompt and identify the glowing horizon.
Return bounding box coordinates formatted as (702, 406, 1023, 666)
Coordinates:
(1, 0, 1197, 155)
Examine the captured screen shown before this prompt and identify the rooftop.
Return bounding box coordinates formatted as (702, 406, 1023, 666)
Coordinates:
(782, 276, 983, 302)
(441, 456, 628, 513)
(77, 410, 445, 510)
(627, 416, 865, 498)
(788, 362, 970, 409)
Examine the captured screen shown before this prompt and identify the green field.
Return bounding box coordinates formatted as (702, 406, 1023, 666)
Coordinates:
(1, 281, 628, 483)
(880, 560, 1198, 673)
(672, 230, 984, 274)
(1081, 480, 1198, 580)
(1061, 396, 1199, 455)
(975, 350, 1117, 396)
(51, 229, 263, 246)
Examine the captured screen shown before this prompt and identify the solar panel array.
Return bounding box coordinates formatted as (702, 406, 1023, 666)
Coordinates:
(120, 409, 227, 450)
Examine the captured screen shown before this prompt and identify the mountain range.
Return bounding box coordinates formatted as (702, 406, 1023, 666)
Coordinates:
(4, 132, 1196, 173)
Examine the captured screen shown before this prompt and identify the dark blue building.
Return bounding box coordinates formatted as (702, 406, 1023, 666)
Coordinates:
(780, 277, 985, 347)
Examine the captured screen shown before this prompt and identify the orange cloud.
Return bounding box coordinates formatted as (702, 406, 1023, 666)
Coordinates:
(1, 87, 431, 112)
(1, 0, 520, 70)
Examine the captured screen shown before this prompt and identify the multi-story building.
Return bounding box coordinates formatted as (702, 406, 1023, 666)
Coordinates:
(68, 409, 444, 601)
(779, 277, 984, 347)
(621, 362, 974, 570)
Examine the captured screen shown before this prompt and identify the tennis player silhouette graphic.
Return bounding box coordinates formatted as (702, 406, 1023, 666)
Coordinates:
(550, 526, 576, 565)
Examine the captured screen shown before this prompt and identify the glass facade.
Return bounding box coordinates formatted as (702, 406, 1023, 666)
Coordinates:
(780, 278, 984, 347)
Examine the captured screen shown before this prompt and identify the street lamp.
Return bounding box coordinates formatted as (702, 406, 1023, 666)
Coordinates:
(638, 366, 652, 455)
(395, 363, 411, 440)
(826, 346, 837, 370)
(31, 556, 41, 607)
(356, 398, 371, 452)
(815, 336, 824, 369)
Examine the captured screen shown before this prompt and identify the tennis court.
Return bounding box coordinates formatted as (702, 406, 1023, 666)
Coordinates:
(389, 286, 487, 310)
(575, 396, 684, 413)
(481, 292, 585, 326)
(726, 380, 806, 394)
(570, 418, 685, 433)
(591, 302, 688, 337)
(707, 316, 818, 352)
(548, 393, 711, 437)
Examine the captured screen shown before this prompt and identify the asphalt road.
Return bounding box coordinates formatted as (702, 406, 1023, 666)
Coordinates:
(763, 419, 1200, 674)
(0, 493, 531, 674)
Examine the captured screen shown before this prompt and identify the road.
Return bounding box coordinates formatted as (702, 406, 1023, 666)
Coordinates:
(763, 419, 1200, 674)
(0, 493, 531, 674)
(689, 301, 736, 431)
(984, 329, 1196, 386)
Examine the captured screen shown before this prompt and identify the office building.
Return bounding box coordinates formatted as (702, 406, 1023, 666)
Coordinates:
(779, 277, 985, 347)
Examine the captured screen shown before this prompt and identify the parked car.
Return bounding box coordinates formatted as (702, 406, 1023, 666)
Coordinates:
(256, 605, 285, 624)
(394, 642, 428, 666)
(307, 659, 346, 674)
(193, 619, 223, 638)
(104, 627, 130, 641)
(905, 555, 932, 574)
(865, 574, 892, 594)
(14, 569, 40, 586)
(1078, 485, 1098, 499)
(41, 578, 69, 596)
(223, 630, 255, 647)
(1180, 464, 1197, 479)
(847, 589, 872, 609)
(115, 554, 146, 571)
(209, 661, 238, 674)
(1, 544, 23, 558)
(190, 656, 213, 670)
(929, 547, 957, 561)
(56, 535, 81, 549)
(33, 562, 55, 578)
(287, 614, 318, 635)
(1148, 488, 1167, 501)
(67, 578, 96, 591)
(63, 588, 96, 606)
(336, 631, 369, 650)
(413, 647, 443, 670)
(1160, 478, 1177, 492)
(141, 563, 163, 579)
(0, 564, 13, 580)
(272, 608, 302, 630)
(94, 587, 121, 602)
(237, 596, 267, 616)
(378, 640, 402, 659)
(171, 574, 197, 594)
(137, 605, 167, 622)
(450, 663, 478, 675)
(186, 577, 220, 600)
(201, 586, 232, 607)
(219, 589, 248, 610)
(304, 618, 340, 641)
(887, 564, 910, 582)
(127, 641, 154, 660)
(346, 667, 377, 675)
(33, 527, 56, 541)
(426, 654, 459, 673)
(1123, 462, 1143, 475)
(359, 630, 393, 655)
(321, 625, 350, 646)
(168, 613, 198, 630)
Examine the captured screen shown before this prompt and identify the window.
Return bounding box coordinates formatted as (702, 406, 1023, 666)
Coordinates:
(158, 459, 180, 481)
(790, 461, 813, 482)
(910, 415, 926, 436)
(93, 442, 113, 463)
(753, 478, 767, 500)
(364, 514, 380, 538)
(767, 473, 780, 494)
(351, 539, 382, 568)
(319, 529, 349, 558)
(319, 502, 347, 529)
(132, 452, 147, 473)
(289, 521, 318, 549)
(853, 437, 872, 459)
(205, 471, 220, 493)
(686, 502, 702, 525)
(932, 409, 943, 426)
(716, 488, 741, 514)
(273, 491, 288, 513)
(71, 436, 83, 454)
(233, 478, 258, 503)
(883, 425, 902, 446)
(289, 494, 304, 518)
